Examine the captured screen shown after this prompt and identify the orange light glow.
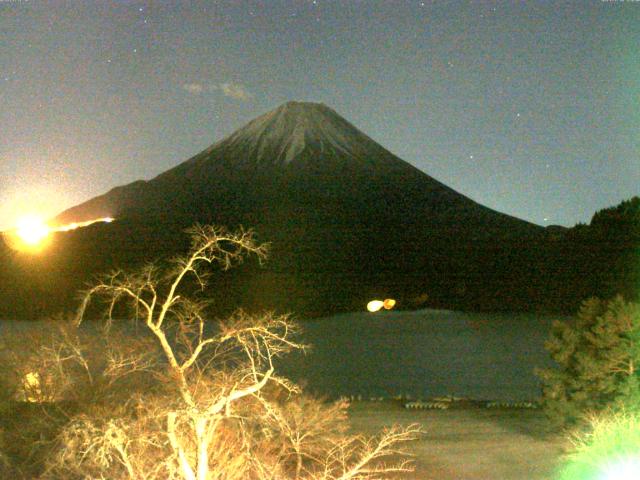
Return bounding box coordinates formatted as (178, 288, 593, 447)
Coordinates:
(383, 299, 396, 310)
(2, 216, 115, 253)
(15, 215, 50, 246)
(55, 217, 114, 232)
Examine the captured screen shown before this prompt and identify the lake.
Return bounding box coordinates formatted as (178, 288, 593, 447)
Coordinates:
(1, 308, 564, 402)
(278, 309, 561, 401)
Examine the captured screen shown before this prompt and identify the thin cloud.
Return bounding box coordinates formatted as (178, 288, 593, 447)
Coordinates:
(183, 81, 254, 101)
(219, 82, 253, 101)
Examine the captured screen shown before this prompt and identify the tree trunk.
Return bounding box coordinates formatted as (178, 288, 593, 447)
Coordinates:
(195, 417, 210, 480)
(167, 412, 196, 480)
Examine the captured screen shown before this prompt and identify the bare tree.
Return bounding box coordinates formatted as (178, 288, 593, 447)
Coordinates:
(40, 224, 422, 480)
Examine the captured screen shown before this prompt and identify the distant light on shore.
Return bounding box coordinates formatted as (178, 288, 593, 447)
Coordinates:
(367, 298, 396, 313)
(367, 300, 384, 312)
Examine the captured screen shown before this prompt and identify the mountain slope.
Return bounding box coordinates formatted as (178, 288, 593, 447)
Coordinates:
(7, 102, 551, 318)
(56, 102, 535, 233)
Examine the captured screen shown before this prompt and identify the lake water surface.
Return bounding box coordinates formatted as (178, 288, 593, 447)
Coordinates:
(278, 309, 561, 401)
(1, 308, 563, 401)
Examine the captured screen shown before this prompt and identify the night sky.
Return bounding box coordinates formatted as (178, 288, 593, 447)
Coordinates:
(1, 0, 638, 231)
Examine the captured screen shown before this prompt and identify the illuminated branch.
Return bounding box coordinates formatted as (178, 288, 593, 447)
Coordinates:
(57, 225, 420, 480)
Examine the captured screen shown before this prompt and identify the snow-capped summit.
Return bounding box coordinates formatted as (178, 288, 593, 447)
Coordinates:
(215, 101, 382, 166)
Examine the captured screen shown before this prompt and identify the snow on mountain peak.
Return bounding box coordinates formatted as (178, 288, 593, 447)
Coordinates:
(217, 101, 379, 166)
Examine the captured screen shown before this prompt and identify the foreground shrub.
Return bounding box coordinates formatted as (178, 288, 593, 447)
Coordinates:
(557, 409, 640, 480)
(0, 318, 159, 404)
(536, 296, 640, 427)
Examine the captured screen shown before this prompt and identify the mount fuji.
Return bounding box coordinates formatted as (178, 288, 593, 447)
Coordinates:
(4, 102, 551, 318)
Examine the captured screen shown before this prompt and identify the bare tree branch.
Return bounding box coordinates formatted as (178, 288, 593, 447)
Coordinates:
(24, 225, 422, 480)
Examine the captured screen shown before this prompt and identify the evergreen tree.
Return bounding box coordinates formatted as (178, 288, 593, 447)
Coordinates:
(588, 196, 640, 302)
(537, 296, 640, 426)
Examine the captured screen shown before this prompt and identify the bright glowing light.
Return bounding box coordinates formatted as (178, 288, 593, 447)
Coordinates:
(383, 298, 396, 310)
(367, 300, 384, 313)
(367, 299, 396, 312)
(2, 216, 115, 253)
(23, 372, 44, 403)
(15, 216, 50, 246)
(600, 456, 640, 480)
(558, 411, 640, 480)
